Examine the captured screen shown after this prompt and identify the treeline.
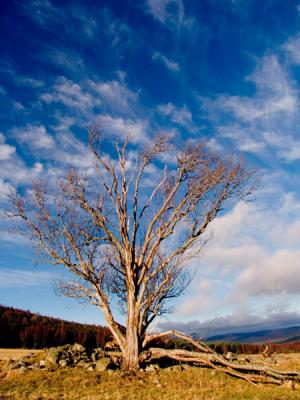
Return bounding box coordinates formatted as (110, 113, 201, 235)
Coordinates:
(208, 341, 300, 354)
(0, 305, 112, 349)
(154, 338, 300, 354)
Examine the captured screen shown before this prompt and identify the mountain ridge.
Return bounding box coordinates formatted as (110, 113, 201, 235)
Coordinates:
(200, 325, 300, 344)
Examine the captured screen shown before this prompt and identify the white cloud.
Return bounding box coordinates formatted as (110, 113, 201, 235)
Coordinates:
(220, 56, 297, 120)
(262, 131, 300, 162)
(0, 155, 43, 185)
(88, 77, 139, 115)
(284, 34, 300, 64)
(159, 311, 300, 337)
(158, 102, 195, 130)
(0, 179, 11, 200)
(53, 131, 94, 170)
(219, 125, 265, 154)
(146, 0, 185, 28)
(98, 115, 148, 143)
(0, 267, 56, 288)
(236, 249, 300, 296)
(152, 52, 180, 72)
(0, 134, 16, 160)
(177, 279, 214, 317)
(201, 53, 300, 161)
(12, 125, 55, 150)
(41, 77, 95, 115)
(11, 123, 94, 172)
(0, 59, 43, 88)
(22, 0, 98, 40)
(41, 75, 140, 119)
(170, 183, 300, 322)
(47, 48, 85, 74)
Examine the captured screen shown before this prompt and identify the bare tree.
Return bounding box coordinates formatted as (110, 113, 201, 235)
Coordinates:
(10, 129, 257, 371)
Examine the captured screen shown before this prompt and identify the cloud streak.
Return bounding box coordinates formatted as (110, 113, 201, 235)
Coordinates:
(152, 52, 180, 72)
(0, 267, 57, 288)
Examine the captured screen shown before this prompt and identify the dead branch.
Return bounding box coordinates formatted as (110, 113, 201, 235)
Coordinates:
(142, 330, 213, 353)
(139, 346, 300, 385)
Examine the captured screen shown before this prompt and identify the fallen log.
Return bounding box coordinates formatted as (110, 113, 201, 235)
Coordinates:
(140, 331, 300, 385)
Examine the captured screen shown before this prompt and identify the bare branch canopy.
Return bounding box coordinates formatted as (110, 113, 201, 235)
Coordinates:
(10, 129, 258, 371)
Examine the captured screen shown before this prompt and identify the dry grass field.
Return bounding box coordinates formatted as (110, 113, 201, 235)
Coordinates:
(1, 350, 300, 399)
(0, 349, 42, 361)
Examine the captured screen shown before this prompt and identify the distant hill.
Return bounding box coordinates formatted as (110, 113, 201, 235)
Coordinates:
(0, 304, 112, 349)
(203, 325, 300, 344)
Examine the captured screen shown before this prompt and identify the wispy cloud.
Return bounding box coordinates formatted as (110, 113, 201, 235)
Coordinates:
(97, 115, 148, 143)
(41, 75, 140, 118)
(21, 0, 98, 41)
(159, 311, 300, 337)
(0, 267, 57, 288)
(158, 102, 195, 130)
(236, 249, 300, 297)
(0, 158, 43, 185)
(152, 52, 180, 72)
(12, 125, 55, 150)
(0, 179, 11, 200)
(217, 55, 297, 121)
(0, 59, 44, 88)
(200, 53, 300, 161)
(0, 134, 16, 161)
(146, 0, 184, 29)
(41, 77, 96, 116)
(39, 48, 86, 74)
(284, 34, 300, 64)
(168, 183, 300, 321)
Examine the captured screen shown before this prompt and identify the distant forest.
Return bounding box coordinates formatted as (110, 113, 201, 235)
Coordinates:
(2, 304, 300, 353)
(0, 305, 112, 349)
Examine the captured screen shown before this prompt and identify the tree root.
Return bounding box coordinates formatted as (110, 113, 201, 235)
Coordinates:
(140, 331, 300, 385)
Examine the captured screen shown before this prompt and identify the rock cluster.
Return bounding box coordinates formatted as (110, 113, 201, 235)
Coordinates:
(7, 343, 121, 372)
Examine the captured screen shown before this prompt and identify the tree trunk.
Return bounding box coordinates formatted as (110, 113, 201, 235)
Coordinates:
(122, 293, 140, 371)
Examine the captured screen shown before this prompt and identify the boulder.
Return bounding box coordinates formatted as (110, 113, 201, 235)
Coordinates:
(58, 359, 68, 368)
(95, 357, 113, 372)
(8, 361, 31, 370)
(145, 364, 160, 372)
(104, 340, 119, 351)
(110, 355, 121, 367)
(70, 343, 85, 354)
(4, 343, 123, 372)
(91, 348, 106, 362)
(45, 348, 60, 365)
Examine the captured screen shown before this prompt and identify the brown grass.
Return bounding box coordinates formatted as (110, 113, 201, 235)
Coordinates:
(0, 349, 42, 361)
(1, 351, 300, 399)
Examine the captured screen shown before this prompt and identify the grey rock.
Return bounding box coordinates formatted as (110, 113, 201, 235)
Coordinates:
(145, 364, 160, 372)
(110, 355, 121, 367)
(8, 361, 30, 370)
(70, 343, 85, 353)
(95, 357, 112, 372)
(75, 360, 85, 367)
(58, 359, 68, 368)
(45, 348, 60, 365)
(91, 348, 106, 362)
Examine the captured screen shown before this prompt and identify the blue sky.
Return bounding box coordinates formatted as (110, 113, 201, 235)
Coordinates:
(1, 0, 300, 334)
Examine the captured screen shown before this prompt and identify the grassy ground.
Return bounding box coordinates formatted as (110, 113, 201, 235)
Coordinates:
(0, 349, 41, 361)
(1, 351, 300, 399)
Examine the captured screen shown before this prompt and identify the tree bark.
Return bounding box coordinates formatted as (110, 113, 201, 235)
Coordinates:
(122, 292, 140, 371)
